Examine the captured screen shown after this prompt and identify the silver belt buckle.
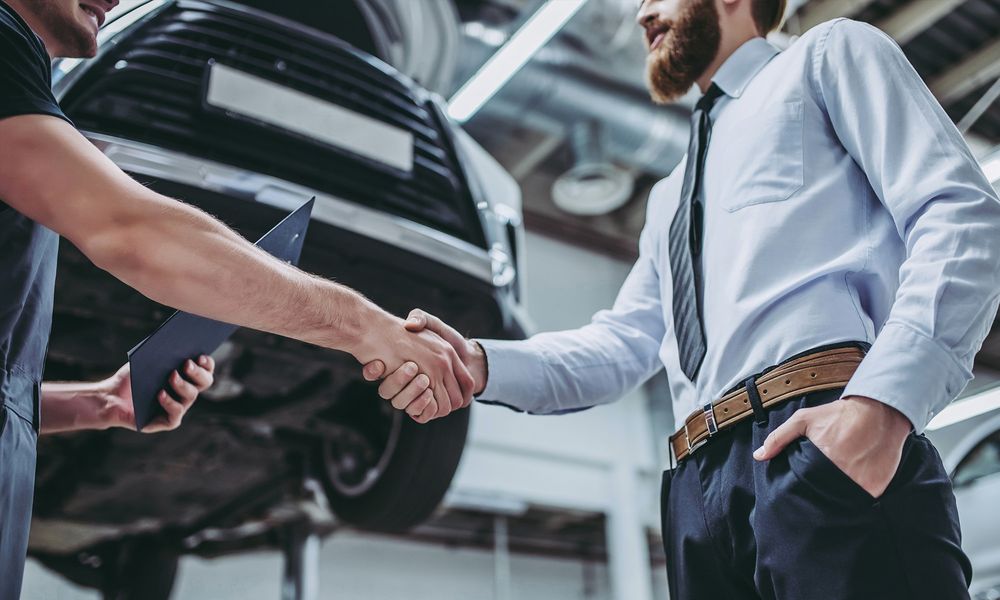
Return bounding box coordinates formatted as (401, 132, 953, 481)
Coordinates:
(703, 402, 718, 436)
(683, 403, 719, 457)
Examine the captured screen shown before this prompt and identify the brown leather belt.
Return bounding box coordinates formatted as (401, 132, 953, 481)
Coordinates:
(669, 346, 865, 463)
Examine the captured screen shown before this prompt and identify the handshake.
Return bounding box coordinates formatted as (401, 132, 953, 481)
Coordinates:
(359, 309, 487, 423)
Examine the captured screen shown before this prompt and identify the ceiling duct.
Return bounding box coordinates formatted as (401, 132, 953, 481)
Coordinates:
(552, 121, 635, 215)
(359, 0, 461, 94)
(458, 22, 690, 178)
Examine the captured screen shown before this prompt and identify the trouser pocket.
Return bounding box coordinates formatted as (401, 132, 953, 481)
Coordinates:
(752, 425, 971, 600)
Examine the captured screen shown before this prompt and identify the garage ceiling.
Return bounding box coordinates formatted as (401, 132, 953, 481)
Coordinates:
(455, 0, 1000, 260)
(788, 0, 1000, 142)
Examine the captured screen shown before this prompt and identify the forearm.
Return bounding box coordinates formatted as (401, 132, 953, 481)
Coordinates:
(841, 165, 1000, 431)
(477, 231, 665, 413)
(0, 116, 394, 361)
(476, 321, 662, 413)
(817, 22, 1000, 431)
(86, 191, 389, 359)
(40, 380, 120, 434)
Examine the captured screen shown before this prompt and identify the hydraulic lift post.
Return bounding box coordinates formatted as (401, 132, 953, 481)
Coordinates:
(280, 521, 321, 600)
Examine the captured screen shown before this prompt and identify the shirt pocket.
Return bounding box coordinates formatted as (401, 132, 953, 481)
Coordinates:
(718, 100, 804, 212)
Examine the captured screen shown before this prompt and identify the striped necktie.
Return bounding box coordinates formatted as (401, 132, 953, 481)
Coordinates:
(667, 83, 724, 381)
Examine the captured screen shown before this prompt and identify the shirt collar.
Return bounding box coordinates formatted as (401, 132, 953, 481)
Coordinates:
(711, 37, 780, 99)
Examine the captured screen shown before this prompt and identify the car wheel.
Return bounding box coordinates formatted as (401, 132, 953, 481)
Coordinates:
(314, 381, 470, 532)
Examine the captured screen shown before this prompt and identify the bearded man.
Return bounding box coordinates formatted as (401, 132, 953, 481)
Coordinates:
(0, 1, 477, 596)
(367, 0, 1000, 597)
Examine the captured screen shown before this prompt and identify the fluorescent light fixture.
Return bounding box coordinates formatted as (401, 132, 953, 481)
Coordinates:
(447, 0, 589, 123)
(926, 385, 1000, 431)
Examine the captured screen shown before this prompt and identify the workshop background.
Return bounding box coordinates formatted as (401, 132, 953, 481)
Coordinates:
(19, 0, 1000, 599)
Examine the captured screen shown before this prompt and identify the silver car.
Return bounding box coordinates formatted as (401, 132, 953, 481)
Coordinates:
(928, 399, 1000, 598)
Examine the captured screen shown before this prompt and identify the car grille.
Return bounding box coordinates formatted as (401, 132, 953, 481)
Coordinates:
(60, 0, 485, 246)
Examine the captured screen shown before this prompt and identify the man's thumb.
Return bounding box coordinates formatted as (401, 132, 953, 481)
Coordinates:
(404, 309, 427, 331)
(363, 360, 387, 381)
(754, 413, 806, 461)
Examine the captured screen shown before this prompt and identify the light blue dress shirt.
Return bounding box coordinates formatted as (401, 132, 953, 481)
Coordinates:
(476, 19, 1000, 433)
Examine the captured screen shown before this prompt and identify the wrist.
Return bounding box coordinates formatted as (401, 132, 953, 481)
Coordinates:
(469, 340, 488, 396)
(322, 281, 389, 360)
(842, 395, 912, 438)
(47, 382, 125, 431)
(91, 379, 129, 429)
(346, 303, 399, 363)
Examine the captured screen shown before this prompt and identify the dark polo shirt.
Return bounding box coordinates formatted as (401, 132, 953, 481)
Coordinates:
(0, 0, 72, 427)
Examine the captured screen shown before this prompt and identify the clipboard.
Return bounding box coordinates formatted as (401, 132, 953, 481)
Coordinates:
(127, 198, 315, 430)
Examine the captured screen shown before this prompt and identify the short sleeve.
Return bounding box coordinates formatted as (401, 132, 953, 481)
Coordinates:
(0, 10, 70, 123)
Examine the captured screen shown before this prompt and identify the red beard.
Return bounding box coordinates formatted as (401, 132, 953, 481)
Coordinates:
(644, 0, 721, 104)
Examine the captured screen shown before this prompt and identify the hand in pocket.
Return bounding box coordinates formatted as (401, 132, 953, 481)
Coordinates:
(754, 395, 911, 498)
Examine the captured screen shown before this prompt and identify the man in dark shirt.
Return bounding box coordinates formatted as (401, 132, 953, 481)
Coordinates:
(0, 1, 474, 596)
(0, 3, 217, 597)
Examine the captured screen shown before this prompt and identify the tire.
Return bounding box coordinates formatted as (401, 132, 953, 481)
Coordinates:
(315, 381, 470, 533)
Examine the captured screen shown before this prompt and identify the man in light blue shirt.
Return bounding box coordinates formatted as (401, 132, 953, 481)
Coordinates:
(366, 0, 999, 596)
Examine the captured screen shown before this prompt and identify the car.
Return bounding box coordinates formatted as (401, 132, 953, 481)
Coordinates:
(937, 409, 1000, 599)
(29, 1, 528, 598)
(926, 389, 1000, 599)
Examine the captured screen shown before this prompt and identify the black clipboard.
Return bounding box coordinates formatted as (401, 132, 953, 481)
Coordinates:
(127, 198, 315, 430)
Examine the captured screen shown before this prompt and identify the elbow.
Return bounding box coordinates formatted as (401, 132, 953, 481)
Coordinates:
(78, 223, 150, 277)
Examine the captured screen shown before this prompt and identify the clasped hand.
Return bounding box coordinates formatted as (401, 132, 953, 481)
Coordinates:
(362, 310, 485, 423)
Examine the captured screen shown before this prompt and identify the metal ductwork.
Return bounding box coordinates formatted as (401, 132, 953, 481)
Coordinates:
(354, 0, 690, 178)
(458, 25, 691, 178)
(553, 120, 635, 215)
(359, 0, 461, 94)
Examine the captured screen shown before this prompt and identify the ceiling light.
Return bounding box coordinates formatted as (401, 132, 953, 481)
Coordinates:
(447, 0, 588, 123)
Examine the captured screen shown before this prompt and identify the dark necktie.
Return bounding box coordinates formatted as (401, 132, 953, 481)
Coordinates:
(668, 83, 724, 381)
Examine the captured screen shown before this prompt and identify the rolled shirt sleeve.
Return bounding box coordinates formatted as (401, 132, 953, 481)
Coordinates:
(475, 209, 667, 414)
(816, 20, 1000, 431)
